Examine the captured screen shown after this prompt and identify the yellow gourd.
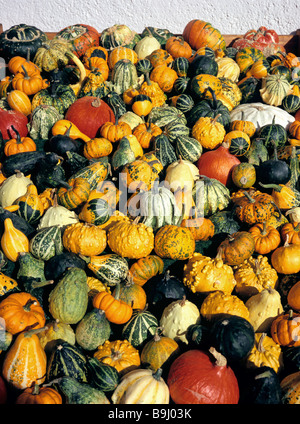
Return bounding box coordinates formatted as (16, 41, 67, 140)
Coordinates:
(245, 332, 283, 374)
(200, 290, 249, 322)
(183, 251, 236, 295)
(1, 218, 29, 262)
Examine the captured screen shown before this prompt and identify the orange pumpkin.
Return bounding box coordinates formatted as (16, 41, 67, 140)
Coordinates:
(15, 383, 62, 404)
(165, 36, 193, 59)
(271, 309, 300, 347)
(0, 292, 46, 335)
(4, 126, 36, 156)
(93, 283, 133, 324)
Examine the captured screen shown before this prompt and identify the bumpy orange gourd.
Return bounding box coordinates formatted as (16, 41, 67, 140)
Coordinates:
(2, 327, 47, 390)
(107, 217, 154, 259)
(62, 222, 107, 256)
(154, 225, 195, 260)
(93, 339, 140, 375)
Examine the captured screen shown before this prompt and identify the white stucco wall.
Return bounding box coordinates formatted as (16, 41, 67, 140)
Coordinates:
(0, 0, 299, 36)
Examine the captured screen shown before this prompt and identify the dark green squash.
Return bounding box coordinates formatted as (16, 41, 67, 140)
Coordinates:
(0, 24, 47, 60)
(44, 252, 86, 281)
(238, 76, 261, 103)
(86, 357, 120, 392)
(175, 135, 203, 163)
(172, 94, 194, 113)
(172, 57, 190, 77)
(47, 125, 81, 158)
(210, 315, 255, 363)
(75, 309, 111, 351)
(1, 151, 47, 177)
(225, 47, 238, 59)
(0, 206, 35, 237)
(188, 54, 218, 78)
(29, 226, 63, 261)
(31, 156, 67, 192)
(270, 64, 292, 81)
(258, 116, 288, 151)
(186, 323, 210, 348)
(256, 141, 291, 185)
(80, 197, 112, 225)
(103, 91, 127, 119)
(136, 58, 153, 76)
(239, 366, 282, 404)
(47, 341, 88, 383)
(64, 151, 89, 178)
(186, 88, 231, 129)
(173, 76, 190, 94)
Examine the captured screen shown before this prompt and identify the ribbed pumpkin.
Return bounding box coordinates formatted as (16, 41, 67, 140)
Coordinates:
(93, 339, 141, 375)
(0, 292, 45, 335)
(15, 383, 62, 404)
(128, 255, 164, 286)
(121, 308, 158, 348)
(182, 20, 226, 52)
(111, 368, 169, 404)
(7, 90, 32, 116)
(2, 327, 47, 390)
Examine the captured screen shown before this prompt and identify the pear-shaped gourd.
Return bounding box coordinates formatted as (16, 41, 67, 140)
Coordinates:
(55, 376, 110, 404)
(75, 308, 111, 351)
(37, 320, 76, 351)
(134, 35, 161, 59)
(37, 195, 79, 229)
(29, 225, 63, 261)
(0, 171, 33, 208)
(165, 157, 199, 192)
(48, 267, 89, 325)
(112, 137, 136, 170)
(1, 218, 29, 262)
(14, 184, 45, 225)
(245, 287, 284, 332)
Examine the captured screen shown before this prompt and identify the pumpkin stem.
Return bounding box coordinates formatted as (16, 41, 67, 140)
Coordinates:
(9, 125, 21, 143)
(113, 282, 121, 300)
(260, 221, 268, 236)
(179, 295, 186, 307)
(153, 326, 163, 341)
(257, 333, 266, 353)
(284, 234, 290, 247)
(21, 64, 29, 80)
(91, 97, 101, 108)
(31, 382, 41, 395)
(23, 298, 38, 312)
(208, 346, 227, 367)
(152, 368, 163, 381)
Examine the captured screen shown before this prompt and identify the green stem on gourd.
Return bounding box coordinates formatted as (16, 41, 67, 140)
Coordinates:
(9, 125, 21, 143)
(24, 326, 49, 338)
(21, 64, 29, 80)
(243, 190, 256, 203)
(152, 368, 163, 381)
(23, 298, 38, 312)
(259, 182, 282, 192)
(31, 280, 54, 289)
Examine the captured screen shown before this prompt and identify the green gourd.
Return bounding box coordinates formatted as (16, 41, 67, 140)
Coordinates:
(111, 59, 139, 95)
(29, 225, 63, 261)
(55, 376, 110, 404)
(121, 309, 158, 348)
(75, 309, 111, 351)
(48, 267, 89, 324)
(27, 105, 64, 141)
(111, 137, 135, 170)
(47, 341, 88, 383)
(86, 357, 120, 392)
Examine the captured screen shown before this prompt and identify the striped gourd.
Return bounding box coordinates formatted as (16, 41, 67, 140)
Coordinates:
(111, 59, 139, 95)
(172, 94, 194, 113)
(48, 267, 89, 324)
(86, 357, 120, 392)
(173, 76, 190, 94)
(47, 340, 88, 383)
(103, 91, 127, 118)
(153, 134, 177, 168)
(29, 225, 63, 261)
(28, 105, 63, 141)
(192, 175, 231, 217)
(75, 309, 111, 351)
(172, 57, 190, 77)
(260, 74, 291, 107)
(175, 135, 203, 163)
(67, 159, 109, 190)
(82, 254, 129, 286)
(148, 105, 187, 127)
(79, 197, 112, 225)
(164, 120, 190, 143)
(122, 309, 159, 347)
(282, 94, 300, 114)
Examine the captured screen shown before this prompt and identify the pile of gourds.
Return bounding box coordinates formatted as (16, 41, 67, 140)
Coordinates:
(0, 20, 300, 405)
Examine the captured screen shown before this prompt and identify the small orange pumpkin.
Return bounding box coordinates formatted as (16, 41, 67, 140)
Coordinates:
(93, 283, 133, 324)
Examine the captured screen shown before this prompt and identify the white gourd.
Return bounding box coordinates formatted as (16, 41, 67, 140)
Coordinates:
(111, 368, 169, 404)
(0, 172, 32, 207)
(165, 158, 199, 192)
(134, 35, 161, 60)
(118, 111, 144, 130)
(230, 102, 295, 130)
(37, 196, 79, 229)
(245, 287, 284, 332)
(160, 296, 200, 344)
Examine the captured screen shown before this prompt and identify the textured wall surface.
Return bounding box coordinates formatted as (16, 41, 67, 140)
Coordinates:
(0, 0, 299, 35)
